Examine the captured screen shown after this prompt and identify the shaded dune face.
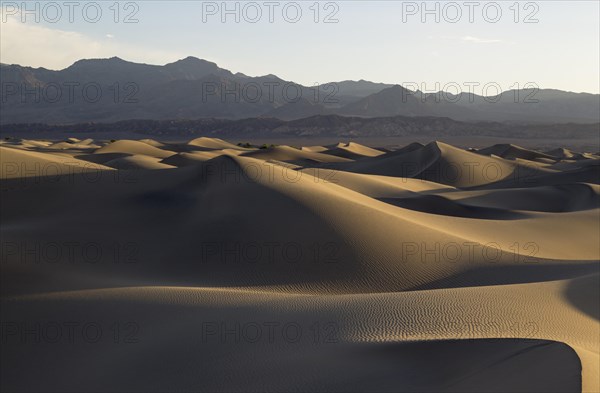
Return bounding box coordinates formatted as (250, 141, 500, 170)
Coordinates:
(0, 308, 582, 393)
(1, 137, 598, 392)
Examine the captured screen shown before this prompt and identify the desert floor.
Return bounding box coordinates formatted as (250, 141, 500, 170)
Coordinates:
(1, 137, 598, 392)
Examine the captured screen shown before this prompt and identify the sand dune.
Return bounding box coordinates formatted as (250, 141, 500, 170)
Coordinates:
(0, 145, 113, 179)
(321, 142, 386, 160)
(301, 145, 329, 153)
(317, 141, 553, 188)
(188, 137, 254, 151)
(546, 147, 599, 161)
(242, 145, 353, 164)
(138, 138, 167, 148)
(443, 183, 600, 212)
(1, 137, 598, 392)
(47, 139, 101, 150)
(94, 140, 176, 159)
(104, 155, 176, 170)
(477, 143, 558, 162)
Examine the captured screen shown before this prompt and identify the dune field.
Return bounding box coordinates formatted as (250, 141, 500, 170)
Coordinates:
(1, 137, 598, 392)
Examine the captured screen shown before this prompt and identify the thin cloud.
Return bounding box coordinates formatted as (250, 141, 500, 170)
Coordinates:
(0, 13, 183, 69)
(461, 36, 503, 44)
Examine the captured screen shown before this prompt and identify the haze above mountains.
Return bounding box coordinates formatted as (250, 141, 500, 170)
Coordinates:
(1, 56, 599, 125)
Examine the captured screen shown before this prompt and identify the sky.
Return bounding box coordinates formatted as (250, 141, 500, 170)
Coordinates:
(1, 1, 599, 94)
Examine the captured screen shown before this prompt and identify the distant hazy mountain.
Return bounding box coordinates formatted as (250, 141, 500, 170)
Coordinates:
(340, 86, 600, 123)
(265, 98, 330, 119)
(1, 57, 598, 124)
(339, 85, 432, 117)
(315, 80, 394, 107)
(449, 89, 600, 123)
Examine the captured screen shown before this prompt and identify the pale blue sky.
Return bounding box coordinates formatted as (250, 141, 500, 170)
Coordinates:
(1, 1, 599, 94)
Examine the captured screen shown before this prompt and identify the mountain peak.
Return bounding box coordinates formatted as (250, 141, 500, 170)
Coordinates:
(167, 56, 218, 67)
(163, 57, 233, 80)
(73, 56, 125, 64)
(67, 57, 130, 69)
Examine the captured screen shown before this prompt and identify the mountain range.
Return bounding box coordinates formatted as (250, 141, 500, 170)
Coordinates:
(1, 56, 599, 124)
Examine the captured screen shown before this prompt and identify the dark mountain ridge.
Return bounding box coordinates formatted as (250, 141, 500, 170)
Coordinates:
(2, 57, 598, 124)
